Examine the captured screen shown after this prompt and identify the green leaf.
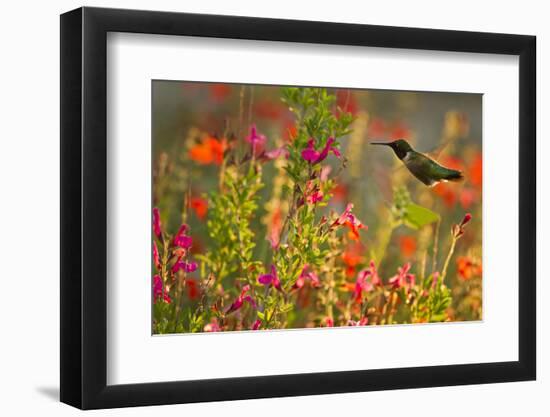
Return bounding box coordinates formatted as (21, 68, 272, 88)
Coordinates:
(403, 203, 440, 230)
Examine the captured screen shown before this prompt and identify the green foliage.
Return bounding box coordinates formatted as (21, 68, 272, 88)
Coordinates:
(392, 185, 440, 229)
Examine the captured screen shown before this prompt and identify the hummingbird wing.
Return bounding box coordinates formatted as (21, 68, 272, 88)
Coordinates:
(404, 152, 463, 186)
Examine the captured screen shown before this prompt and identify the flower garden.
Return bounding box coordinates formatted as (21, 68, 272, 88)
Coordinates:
(152, 83, 482, 334)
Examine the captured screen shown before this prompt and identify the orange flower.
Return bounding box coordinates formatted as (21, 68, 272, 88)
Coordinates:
(189, 136, 226, 165)
(208, 83, 232, 101)
(399, 235, 417, 258)
(469, 153, 482, 189)
(342, 243, 364, 277)
(190, 197, 208, 220)
(456, 256, 482, 281)
(432, 182, 457, 208)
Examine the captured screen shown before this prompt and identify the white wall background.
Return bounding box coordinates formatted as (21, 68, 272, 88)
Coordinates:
(0, 0, 545, 415)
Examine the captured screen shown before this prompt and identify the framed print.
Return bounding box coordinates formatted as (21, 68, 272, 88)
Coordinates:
(60, 6, 536, 410)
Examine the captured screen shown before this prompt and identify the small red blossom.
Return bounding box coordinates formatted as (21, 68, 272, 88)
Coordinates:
(153, 241, 161, 270)
(388, 262, 415, 290)
(291, 265, 320, 291)
(189, 136, 226, 165)
(152, 208, 162, 240)
(258, 265, 283, 292)
(226, 285, 257, 315)
(452, 213, 472, 238)
(331, 203, 367, 240)
(173, 224, 193, 249)
(171, 259, 197, 274)
(153, 275, 171, 304)
(301, 137, 341, 165)
(457, 257, 482, 281)
(399, 235, 417, 258)
(190, 197, 208, 220)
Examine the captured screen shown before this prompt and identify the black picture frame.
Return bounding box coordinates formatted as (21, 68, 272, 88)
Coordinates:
(60, 6, 536, 410)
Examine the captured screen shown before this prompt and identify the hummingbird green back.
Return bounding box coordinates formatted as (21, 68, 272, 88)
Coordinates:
(371, 139, 464, 186)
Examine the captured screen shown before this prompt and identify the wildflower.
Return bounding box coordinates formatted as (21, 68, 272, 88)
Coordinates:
(173, 224, 193, 249)
(153, 275, 171, 304)
(152, 242, 161, 271)
(152, 208, 162, 240)
(246, 124, 267, 155)
(251, 319, 262, 330)
(331, 203, 367, 240)
(399, 235, 417, 258)
(208, 83, 232, 101)
(171, 259, 197, 274)
(456, 256, 482, 280)
(189, 136, 226, 165)
(190, 197, 208, 220)
(353, 269, 374, 303)
(258, 265, 283, 292)
(324, 317, 334, 327)
(452, 213, 472, 238)
(388, 262, 415, 290)
(291, 265, 320, 290)
(226, 285, 256, 314)
(298, 181, 324, 206)
(348, 317, 368, 326)
(264, 146, 289, 160)
(342, 244, 363, 277)
(185, 278, 200, 300)
(301, 137, 341, 165)
(204, 318, 221, 332)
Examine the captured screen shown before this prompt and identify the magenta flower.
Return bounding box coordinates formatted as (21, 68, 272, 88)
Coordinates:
(348, 317, 368, 326)
(152, 208, 162, 240)
(173, 224, 193, 249)
(251, 319, 262, 330)
(172, 259, 198, 274)
(258, 265, 283, 292)
(292, 265, 320, 290)
(153, 241, 161, 271)
(388, 262, 416, 290)
(226, 285, 257, 314)
(246, 124, 267, 155)
(301, 137, 341, 165)
(153, 274, 171, 304)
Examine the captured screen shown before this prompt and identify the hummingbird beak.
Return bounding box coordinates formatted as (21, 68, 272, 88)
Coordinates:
(370, 141, 391, 146)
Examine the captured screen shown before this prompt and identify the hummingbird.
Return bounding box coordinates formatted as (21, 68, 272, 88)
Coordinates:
(371, 139, 463, 186)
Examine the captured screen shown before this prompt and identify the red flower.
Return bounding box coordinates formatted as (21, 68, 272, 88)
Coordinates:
(189, 136, 226, 165)
(457, 256, 482, 280)
(388, 262, 415, 290)
(152, 241, 161, 270)
(291, 265, 320, 290)
(246, 125, 267, 156)
(153, 275, 171, 304)
(399, 235, 417, 258)
(173, 224, 193, 249)
(190, 197, 208, 220)
(258, 265, 283, 292)
(301, 137, 341, 164)
(208, 83, 232, 101)
(331, 203, 367, 240)
(152, 208, 162, 240)
(226, 285, 257, 314)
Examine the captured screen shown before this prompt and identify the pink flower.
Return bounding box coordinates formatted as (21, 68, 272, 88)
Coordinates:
(264, 146, 289, 160)
(152, 208, 162, 240)
(388, 262, 416, 290)
(153, 274, 171, 304)
(153, 241, 161, 271)
(226, 285, 257, 314)
(353, 269, 375, 302)
(292, 265, 320, 290)
(246, 124, 267, 155)
(301, 137, 341, 165)
(251, 319, 262, 330)
(325, 317, 334, 327)
(348, 317, 368, 326)
(173, 224, 193, 249)
(171, 259, 198, 274)
(258, 265, 283, 292)
(331, 203, 367, 239)
(204, 319, 221, 332)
